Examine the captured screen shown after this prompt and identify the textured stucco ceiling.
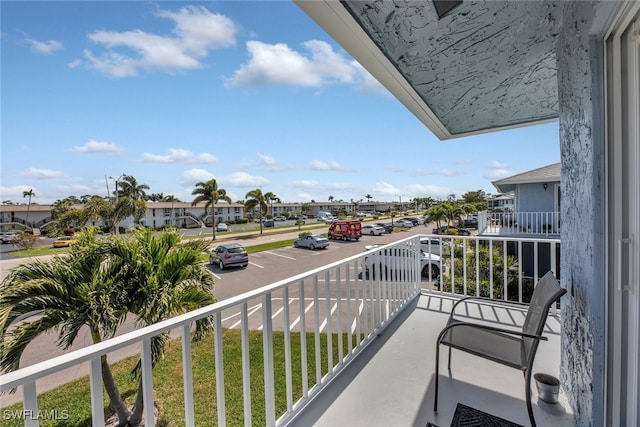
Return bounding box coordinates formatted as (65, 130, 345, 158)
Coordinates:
(297, 0, 564, 139)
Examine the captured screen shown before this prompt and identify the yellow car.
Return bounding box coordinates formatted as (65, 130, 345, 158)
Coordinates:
(53, 236, 77, 248)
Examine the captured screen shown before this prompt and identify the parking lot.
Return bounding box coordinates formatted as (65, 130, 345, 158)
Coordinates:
(0, 224, 440, 406)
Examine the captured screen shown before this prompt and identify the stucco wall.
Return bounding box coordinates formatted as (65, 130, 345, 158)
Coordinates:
(517, 183, 558, 213)
(556, 2, 610, 425)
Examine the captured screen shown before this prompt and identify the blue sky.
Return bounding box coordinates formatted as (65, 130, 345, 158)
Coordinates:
(1, 1, 560, 205)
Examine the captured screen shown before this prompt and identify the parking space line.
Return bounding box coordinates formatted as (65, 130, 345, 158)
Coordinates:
(249, 261, 264, 269)
(290, 300, 316, 330)
(319, 302, 339, 333)
(263, 250, 296, 260)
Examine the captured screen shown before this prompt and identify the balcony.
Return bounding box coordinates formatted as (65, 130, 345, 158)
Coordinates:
(0, 234, 572, 426)
(478, 211, 560, 238)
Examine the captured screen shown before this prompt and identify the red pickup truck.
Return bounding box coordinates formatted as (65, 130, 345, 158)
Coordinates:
(328, 220, 362, 241)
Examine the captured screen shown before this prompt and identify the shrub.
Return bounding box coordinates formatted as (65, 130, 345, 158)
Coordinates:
(298, 231, 312, 238)
(11, 233, 39, 250)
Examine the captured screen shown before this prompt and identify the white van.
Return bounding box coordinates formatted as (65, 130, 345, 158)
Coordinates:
(317, 212, 334, 223)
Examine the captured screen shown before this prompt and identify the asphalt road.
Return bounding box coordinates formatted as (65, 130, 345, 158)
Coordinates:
(0, 223, 432, 407)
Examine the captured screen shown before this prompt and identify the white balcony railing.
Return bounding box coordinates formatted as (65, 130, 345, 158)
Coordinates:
(0, 234, 561, 426)
(478, 211, 561, 236)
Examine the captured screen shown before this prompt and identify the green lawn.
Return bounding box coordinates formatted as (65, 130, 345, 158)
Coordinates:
(2, 329, 350, 427)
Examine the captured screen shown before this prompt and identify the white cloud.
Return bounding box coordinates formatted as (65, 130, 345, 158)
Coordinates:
(180, 168, 215, 185)
(142, 148, 217, 164)
(0, 185, 39, 201)
(373, 182, 402, 196)
(83, 6, 237, 77)
(411, 168, 463, 177)
(220, 172, 269, 187)
(25, 37, 63, 55)
(72, 139, 123, 154)
(490, 160, 511, 170)
(311, 159, 347, 171)
(67, 59, 82, 69)
(228, 40, 376, 91)
(257, 152, 277, 167)
(484, 160, 513, 179)
(484, 169, 512, 180)
(291, 180, 354, 193)
(18, 168, 66, 180)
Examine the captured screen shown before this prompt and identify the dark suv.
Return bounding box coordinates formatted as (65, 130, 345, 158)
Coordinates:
(375, 222, 394, 233)
(209, 243, 249, 270)
(434, 225, 472, 236)
(463, 218, 478, 229)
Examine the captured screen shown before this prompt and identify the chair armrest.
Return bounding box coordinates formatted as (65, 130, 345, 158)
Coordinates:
(442, 320, 548, 341)
(450, 296, 528, 317)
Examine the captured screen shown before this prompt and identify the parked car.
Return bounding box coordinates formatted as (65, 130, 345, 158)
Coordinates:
(0, 232, 18, 244)
(420, 238, 452, 256)
(216, 223, 229, 232)
(274, 216, 287, 221)
(463, 218, 479, 229)
(375, 222, 394, 233)
(361, 224, 385, 236)
(363, 247, 441, 279)
(394, 219, 414, 228)
(209, 243, 249, 270)
(294, 234, 330, 250)
(53, 236, 77, 248)
(402, 217, 422, 226)
(296, 215, 308, 220)
(433, 225, 472, 236)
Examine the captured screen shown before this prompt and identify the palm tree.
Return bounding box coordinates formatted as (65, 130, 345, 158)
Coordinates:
(365, 194, 373, 203)
(425, 205, 447, 230)
(116, 175, 150, 226)
(191, 179, 231, 240)
(106, 228, 216, 424)
(328, 195, 334, 203)
(0, 228, 216, 426)
(22, 189, 35, 228)
(245, 189, 268, 234)
(0, 229, 131, 423)
(117, 175, 150, 201)
(264, 192, 280, 217)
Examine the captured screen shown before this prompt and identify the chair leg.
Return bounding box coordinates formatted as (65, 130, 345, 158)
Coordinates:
(448, 347, 452, 370)
(434, 342, 440, 412)
(524, 369, 536, 427)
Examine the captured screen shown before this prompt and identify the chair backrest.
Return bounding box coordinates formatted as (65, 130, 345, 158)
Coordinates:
(522, 271, 567, 359)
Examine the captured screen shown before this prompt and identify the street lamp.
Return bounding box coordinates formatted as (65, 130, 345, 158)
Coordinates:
(109, 174, 125, 203)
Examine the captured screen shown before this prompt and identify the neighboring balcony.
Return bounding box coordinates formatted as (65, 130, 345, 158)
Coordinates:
(478, 211, 561, 238)
(0, 234, 572, 427)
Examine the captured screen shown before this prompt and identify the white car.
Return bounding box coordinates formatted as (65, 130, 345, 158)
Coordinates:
(0, 232, 18, 244)
(394, 219, 414, 228)
(216, 223, 229, 232)
(361, 224, 385, 236)
(420, 238, 452, 256)
(293, 234, 330, 250)
(363, 246, 441, 279)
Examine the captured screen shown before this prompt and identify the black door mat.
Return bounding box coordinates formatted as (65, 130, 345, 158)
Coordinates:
(450, 403, 524, 427)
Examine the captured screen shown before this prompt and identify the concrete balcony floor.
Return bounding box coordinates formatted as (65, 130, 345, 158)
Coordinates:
(288, 292, 574, 427)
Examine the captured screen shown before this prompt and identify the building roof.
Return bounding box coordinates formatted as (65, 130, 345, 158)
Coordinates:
(492, 162, 561, 193)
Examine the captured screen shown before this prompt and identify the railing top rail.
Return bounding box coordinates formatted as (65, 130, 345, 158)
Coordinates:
(0, 233, 559, 391)
(0, 234, 420, 391)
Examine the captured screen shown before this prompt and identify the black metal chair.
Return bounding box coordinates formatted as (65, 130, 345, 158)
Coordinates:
(434, 271, 566, 427)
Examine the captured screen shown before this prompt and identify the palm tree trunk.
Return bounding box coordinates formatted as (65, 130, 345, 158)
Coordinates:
(211, 202, 217, 240)
(91, 331, 131, 425)
(129, 378, 145, 426)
